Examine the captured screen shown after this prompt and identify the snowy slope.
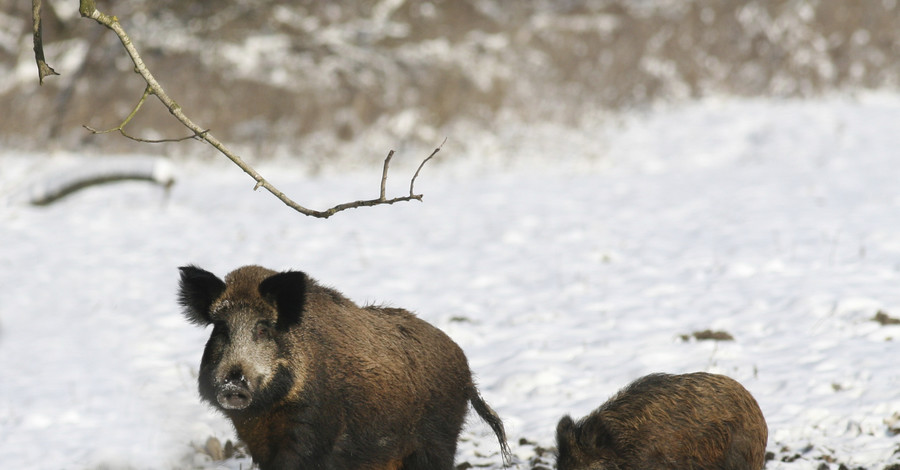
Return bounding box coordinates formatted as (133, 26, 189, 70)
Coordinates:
(2, 95, 900, 469)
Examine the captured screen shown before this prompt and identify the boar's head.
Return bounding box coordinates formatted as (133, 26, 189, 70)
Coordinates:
(556, 415, 618, 470)
(177, 265, 305, 414)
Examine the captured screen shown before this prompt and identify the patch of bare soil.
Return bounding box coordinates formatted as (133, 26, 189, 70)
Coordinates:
(680, 329, 735, 341)
(873, 310, 900, 326)
(767, 442, 900, 470)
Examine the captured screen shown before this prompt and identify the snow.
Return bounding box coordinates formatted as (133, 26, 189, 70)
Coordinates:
(3, 95, 900, 469)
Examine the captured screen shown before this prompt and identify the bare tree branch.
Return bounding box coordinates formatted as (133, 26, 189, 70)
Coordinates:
(32, 0, 59, 84)
(70, 0, 436, 218)
(409, 138, 445, 197)
(82, 85, 208, 143)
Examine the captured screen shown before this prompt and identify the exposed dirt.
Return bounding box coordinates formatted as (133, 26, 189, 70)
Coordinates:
(680, 329, 735, 342)
(873, 310, 900, 326)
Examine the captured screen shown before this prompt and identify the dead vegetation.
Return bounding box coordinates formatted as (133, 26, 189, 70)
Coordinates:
(680, 329, 735, 342)
(873, 310, 900, 326)
(7, 0, 900, 157)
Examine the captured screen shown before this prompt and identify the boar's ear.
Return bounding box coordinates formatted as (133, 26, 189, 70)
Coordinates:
(556, 415, 577, 453)
(577, 413, 611, 451)
(177, 265, 226, 325)
(258, 271, 307, 330)
(556, 415, 581, 470)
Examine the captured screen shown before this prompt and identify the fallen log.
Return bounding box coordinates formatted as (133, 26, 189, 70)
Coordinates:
(27, 157, 175, 206)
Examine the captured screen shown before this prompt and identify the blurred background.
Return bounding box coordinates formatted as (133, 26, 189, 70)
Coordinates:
(2, 0, 899, 167)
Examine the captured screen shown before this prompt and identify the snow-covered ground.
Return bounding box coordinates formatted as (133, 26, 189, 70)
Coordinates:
(2, 95, 900, 469)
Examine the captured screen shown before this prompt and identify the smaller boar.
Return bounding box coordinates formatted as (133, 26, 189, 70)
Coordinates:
(178, 265, 510, 470)
(556, 372, 767, 470)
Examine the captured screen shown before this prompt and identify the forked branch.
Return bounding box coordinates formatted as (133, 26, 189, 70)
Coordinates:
(82, 85, 208, 143)
(317, 142, 443, 217)
(35, 0, 438, 218)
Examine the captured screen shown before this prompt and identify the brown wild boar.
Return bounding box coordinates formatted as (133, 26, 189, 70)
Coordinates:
(177, 265, 511, 470)
(556, 372, 767, 470)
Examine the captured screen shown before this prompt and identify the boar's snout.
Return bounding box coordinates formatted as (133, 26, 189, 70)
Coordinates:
(217, 370, 253, 410)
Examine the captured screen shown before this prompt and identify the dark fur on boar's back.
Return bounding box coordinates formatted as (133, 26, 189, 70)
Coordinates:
(177, 265, 511, 470)
(556, 372, 767, 470)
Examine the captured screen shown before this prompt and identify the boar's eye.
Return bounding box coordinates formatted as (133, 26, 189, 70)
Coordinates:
(255, 320, 274, 341)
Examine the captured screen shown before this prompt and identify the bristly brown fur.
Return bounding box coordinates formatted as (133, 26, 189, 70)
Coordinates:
(556, 372, 768, 470)
(178, 265, 511, 470)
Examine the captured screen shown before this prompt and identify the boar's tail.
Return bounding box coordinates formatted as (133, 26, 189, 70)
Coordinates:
(468, 385, 513, 467)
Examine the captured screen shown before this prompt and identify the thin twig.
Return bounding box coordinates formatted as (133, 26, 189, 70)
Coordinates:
(379, 150, 394, 201)
(82, 84, 151, 135)
(410, 138, 445, 197)
(82, 124, 207, 144)
(81, 85, 205, 143)
(73, 0, 437, 218)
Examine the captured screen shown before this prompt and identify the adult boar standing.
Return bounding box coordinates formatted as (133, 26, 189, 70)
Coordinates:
(178, 265, 511, 470)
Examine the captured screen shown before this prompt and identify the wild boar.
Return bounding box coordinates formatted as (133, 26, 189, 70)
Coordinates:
(177, 265, 511, 470)
(556, 372, 767, 470)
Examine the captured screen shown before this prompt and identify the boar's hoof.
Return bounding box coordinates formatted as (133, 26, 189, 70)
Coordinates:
(218, 382, 252, 410)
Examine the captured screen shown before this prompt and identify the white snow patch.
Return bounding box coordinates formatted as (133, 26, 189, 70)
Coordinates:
(3, 95, 900, 468)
